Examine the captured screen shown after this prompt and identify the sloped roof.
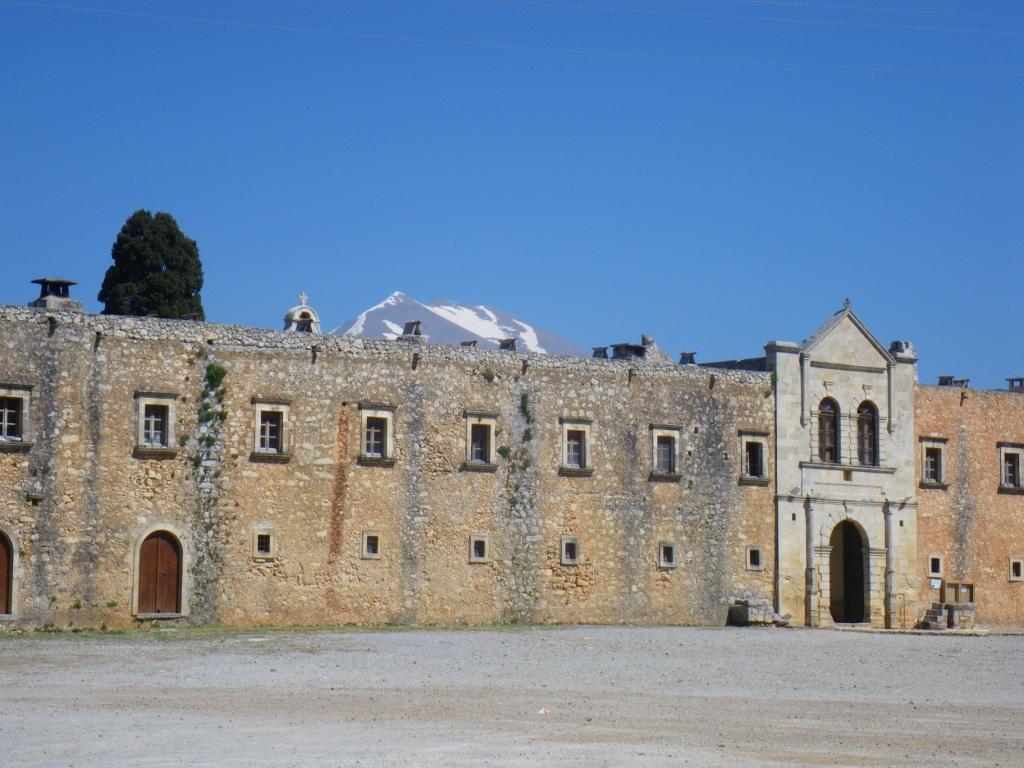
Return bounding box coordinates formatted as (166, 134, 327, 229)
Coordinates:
(801, 301, 894, 364)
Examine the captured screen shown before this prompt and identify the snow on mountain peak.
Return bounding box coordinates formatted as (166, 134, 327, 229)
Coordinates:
(333, 293, 583, 356)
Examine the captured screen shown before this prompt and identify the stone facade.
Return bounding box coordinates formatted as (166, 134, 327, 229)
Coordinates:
(915, 385, 1024, 628)
(0, 305, 774, 629)
(1, 296, 1021, 631)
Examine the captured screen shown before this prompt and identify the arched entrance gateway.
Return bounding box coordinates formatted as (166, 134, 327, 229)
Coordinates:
(137, 531, 181, 614)
(829, 521, 866, 623)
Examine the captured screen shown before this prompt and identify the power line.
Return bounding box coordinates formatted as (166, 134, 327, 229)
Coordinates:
(488, 0, 1024, 38)
(2, 0, 1022, 79)
(724, 0, 1024, 25)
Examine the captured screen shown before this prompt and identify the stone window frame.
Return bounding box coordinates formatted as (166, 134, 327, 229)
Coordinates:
(251, 526, 277, 561)
(560, 536, 581, 566)
(927, 553, 944, 578)
(0, 523, 20, 618)
(558, 417, 594, 477)
(997, 443, 1024, 493)
(250, 398, 291, 463)
(658, 540, 678, 569)
(738, 430, 770, 486)
(463, 411, 498, 472)
(361, 530, 381, 560)
(919, 437, 948, 489)
(133, 391, 178, 459)
(468, 533, 490, 564)
(649, 424, 682, 482)
(745, 545, 765, 572)
(1010, 557, 1023, 583)
(358, 402, 396, 467)
(0, 384, 32, 453)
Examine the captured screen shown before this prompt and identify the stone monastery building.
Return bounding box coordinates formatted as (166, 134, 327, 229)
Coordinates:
(1, 280, 1022, 631)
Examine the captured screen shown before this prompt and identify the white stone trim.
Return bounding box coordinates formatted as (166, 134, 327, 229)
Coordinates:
(560, 536, 581, 566)
(920, 438, 946, 484)
(927, 553, 944, 578)
(252, 400, 291, 455)
(745, 544, 765, 571)
(468, 533, 490, 563)
(251, 525, 277, 561)
(560, 420, 592, 471)
(651, 426, 680, 475)
(359, 406, 395, 460)
(464, 413, 497, 466)
(739, 431, 769, 479)
(0, 384, 31, 443)
(134, 392, 177, 449)
(658, 540, 678, 568)
(361, 530, 381, 560)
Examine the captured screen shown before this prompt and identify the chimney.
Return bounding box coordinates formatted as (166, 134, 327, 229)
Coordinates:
(460, 340, 478, 348)
(592, 346, 608, 359)
(678, 352, 696, 365)
(938, 375, 969, 388)
(1007, 378, 1024, 392)
(398, 320, 427, 344)
(28, 277, 82, 312)
(498, 338, 517, 352)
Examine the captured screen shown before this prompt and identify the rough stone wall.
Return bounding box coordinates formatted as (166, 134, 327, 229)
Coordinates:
(915, 385, 1024, 628)
(0, 307, 774, 629)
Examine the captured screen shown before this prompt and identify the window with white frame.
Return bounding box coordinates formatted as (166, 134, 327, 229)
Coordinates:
(746, 545, 765, 571)
(361, 531, 381, 559)
(650, 425, 681, 477)
(738, 431, 769, 483)
(133, 392, 176, 455)
(464, 411, 497, 468)
(920, 438, 946, 486)
(251, 399, 290, 459)
(999, 443, 1023, 490)
(560, 536, 581, 565)
(927, 553, 943, 578)
(252, 528, 276, 560)
(658, 541, 677, 568)
(1009, 558, 1022, 582)
(359, 403, 395, 464)
(469, 534, 489, 563)
(0, 385, 30, 444)
(559, 417, 593, 475)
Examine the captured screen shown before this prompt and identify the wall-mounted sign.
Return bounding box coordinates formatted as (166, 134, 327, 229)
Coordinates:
(930, 578, 942, 589)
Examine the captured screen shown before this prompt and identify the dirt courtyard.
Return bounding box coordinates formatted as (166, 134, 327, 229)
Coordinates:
(1, 625, 1021, 767)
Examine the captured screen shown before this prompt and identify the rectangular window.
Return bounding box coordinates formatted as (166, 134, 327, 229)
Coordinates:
(744, 441, 764, 478)
(1010, 558, 1023, 582)
(928, 554, 943, 578)
(746, 545, 765, 571)
(0, 397, 23, 441)
(566, 430, 586, 469)
(469, 534, 489, 563)
(1005, 453, 1020, 488)
(659, 541, 677, 568)
(259, 411, 283, 452)
(365, 417, 387, 458)
(656, 435, 675, 474)
(470, 423, 491, 463)
(142, 404, 169, 447)
(256, 534, 271, 554)
(924, 447, 942, 483)
(361, 531, 381, 559)
(251, 528, 276, 560)
(560, 536, 580, 565)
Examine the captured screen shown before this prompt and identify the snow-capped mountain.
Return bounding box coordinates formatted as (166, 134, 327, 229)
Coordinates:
(333, 292, 585, 356)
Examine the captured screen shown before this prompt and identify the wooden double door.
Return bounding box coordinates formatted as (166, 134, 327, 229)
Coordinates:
(138, 531, 180, 614)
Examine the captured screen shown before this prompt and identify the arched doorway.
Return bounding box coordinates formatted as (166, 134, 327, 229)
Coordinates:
(138, 531, 181, 614)
(829, 521, 866, 623)
(0, 532, 12, 614)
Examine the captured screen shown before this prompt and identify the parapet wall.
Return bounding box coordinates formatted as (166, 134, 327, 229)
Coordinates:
(0, 306, 775, 629)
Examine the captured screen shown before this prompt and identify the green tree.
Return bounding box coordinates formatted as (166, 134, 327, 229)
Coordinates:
(98, 209, 205, 319)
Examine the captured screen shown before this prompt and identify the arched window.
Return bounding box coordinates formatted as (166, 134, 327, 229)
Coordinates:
(857, 401, 879, 466)
(818, 398, 839, 463)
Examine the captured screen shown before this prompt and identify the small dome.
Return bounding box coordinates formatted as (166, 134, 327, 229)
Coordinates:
(283, 291, 321, 334)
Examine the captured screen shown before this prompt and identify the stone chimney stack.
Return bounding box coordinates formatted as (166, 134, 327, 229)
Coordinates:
(28, 278, 82, 311)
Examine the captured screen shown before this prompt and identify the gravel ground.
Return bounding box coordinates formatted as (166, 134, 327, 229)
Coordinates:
(1, 625, 1022, 767)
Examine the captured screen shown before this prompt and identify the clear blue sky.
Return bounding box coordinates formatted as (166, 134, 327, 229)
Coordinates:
(1, 0, 1021, 387)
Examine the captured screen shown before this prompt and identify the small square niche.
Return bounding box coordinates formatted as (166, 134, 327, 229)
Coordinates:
(745, 545, 765, 572)
(1009, 558, 1023, 582)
